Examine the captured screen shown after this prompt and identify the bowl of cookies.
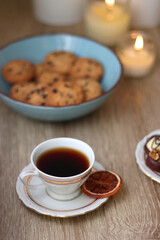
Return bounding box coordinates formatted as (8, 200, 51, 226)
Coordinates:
(0, 34, 122, 121)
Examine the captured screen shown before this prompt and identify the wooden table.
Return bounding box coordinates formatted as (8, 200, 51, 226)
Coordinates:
(0, 0, 160, 239)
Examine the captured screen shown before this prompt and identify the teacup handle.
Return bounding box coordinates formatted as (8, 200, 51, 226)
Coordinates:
(19, 170, 44, 190)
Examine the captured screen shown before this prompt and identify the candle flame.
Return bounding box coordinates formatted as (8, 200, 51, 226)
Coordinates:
(105, 0, 115, 9)
(134, 35, 144, 51)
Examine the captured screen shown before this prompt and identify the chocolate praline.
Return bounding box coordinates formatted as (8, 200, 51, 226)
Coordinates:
(144, 150, 160, 172)
(144, 135, 160, 172)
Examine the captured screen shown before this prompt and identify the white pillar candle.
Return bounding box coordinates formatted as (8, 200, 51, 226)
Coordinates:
(32, 0, 87, 26)
(117, 32, 156, 77)
(85, 0, 130, 46)
(130, 0, 160, 28)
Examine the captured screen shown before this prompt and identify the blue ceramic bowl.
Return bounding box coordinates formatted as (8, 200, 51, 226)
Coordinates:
(0, 34, 122, 121)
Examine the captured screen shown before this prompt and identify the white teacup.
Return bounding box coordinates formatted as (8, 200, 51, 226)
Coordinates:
(19, 138, 95, 200)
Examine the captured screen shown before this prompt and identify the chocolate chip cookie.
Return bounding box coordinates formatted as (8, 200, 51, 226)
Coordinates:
(37, 71, 65, 85)
(76, 78, 102, 101)
(47, 80, 84, 107)
(24, 83, 49, 106)
(10, 82, 39, 102)
(10, 82, 48, 105)
(44, 51, 77, 75)
(70, 58, 103, 81)
(2, 60, 35, 84)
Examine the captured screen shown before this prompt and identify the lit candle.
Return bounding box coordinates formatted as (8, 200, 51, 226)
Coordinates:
(117, 32, 156, 77)
(84, 0, 130, 46)
(106, 0, 115, 10)
(134, 35, 143, 51)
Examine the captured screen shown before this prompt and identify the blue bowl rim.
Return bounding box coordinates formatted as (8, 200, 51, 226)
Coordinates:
(0, 33, 123, 109)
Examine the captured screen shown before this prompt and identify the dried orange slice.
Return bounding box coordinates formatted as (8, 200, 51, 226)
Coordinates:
(81, 171, 122, 198)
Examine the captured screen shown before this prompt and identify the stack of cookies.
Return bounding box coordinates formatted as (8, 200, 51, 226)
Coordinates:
(2, 51, 104, 107)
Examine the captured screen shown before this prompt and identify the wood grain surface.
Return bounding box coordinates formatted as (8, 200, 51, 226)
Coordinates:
(0, 0, 160, 239)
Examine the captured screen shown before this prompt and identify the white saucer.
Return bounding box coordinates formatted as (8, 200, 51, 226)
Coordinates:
(16, 161, 108, 217)
(135, 129, 160, 183)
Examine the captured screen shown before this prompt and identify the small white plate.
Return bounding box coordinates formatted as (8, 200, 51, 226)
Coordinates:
(135, 129, 160, 183)
(16, 161, 108, 217)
